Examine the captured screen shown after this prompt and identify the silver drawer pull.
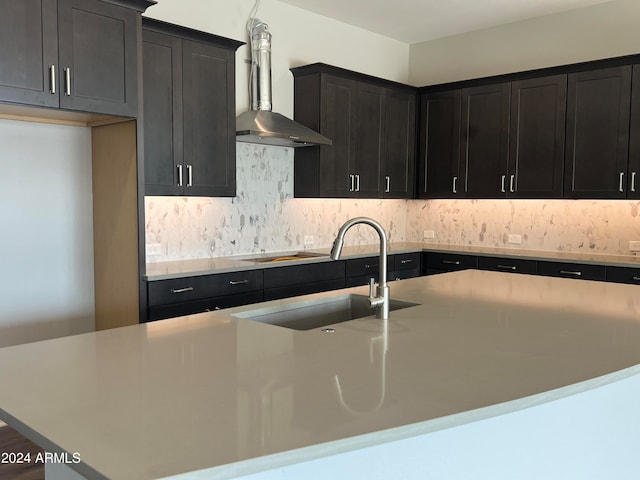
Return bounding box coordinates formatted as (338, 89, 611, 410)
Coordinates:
(49, 65, 56, 94)
(64, 67, 71, 96)
(349, 174, 355, 192)
(632, 276, 640, 281)
(170, 287, 194, 294)
(452, 176, 457, 194)
(632, 172, 637, 192)
(560, 270, 582, 276)
(401, 259, 413, 264)
(187, 164, 193, 187)
(497, 264, 516, 270)
(509, 174, 515, 193)
(365, 263, 379, 269)
(385, 175, 390, 193)
(177, 164, 183, 187)
(619, 172, 625, 192)
(501, 175, 506, 193)
(229, 279, 249, 285)
(443, 260, 460, 265)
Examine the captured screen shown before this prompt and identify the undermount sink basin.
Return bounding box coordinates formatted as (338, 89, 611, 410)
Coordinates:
(242, 252, 328, 263)
(232, 294, 419, 330)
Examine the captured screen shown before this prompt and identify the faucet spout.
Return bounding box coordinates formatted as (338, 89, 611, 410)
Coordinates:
(330, 217, 390, 319)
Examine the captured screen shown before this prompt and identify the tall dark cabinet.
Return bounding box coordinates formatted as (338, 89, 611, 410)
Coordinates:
(564, 66, 632, 199)
(292, 63, 416, 199)
(461, 83, 511, 198)
(417, 90, 462, 198)
(507, 75, 566, 198)
(0, 0, 139, 117)
(142, 19, 242, 197)
(627, 64, 640, 199)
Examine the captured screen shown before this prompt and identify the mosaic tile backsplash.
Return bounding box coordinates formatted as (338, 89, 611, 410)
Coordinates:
(145, 144, 640, 262)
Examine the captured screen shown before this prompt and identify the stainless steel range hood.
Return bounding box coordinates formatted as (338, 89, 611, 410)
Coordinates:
(236, 19, 331, 148)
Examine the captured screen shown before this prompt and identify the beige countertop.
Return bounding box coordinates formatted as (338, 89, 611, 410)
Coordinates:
(145, 242, 640, 281)
(1, 271, 640, 479)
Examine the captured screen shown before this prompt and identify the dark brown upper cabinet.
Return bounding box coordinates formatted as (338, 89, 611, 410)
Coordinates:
(383, 88, 416, 198)
(142, 19, 242, 197)
(0, 0, 146, 117)
(564, 66, 632, 199)
(507, 75, 567, 198)
(461, 83, 511, 198)
(291, 63, 416, 199)
(628, 64, 640, 199)
(417, 89, 462, 199)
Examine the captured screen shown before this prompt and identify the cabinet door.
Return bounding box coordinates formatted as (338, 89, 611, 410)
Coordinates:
(564, 66, 631, 198)
(417, 90, 462, 199)
(353, 82, 384, 198)
(320, 74, 356, 197)
(182, 39, 236, 197)
(0, 0, 58, 107)
(461, 83, 510, 198)
(143, 30, 183, 196)
(383, 88, 416, 198)
(57, 0, 138, 116)
(628, 65, 640, 199)
(509, 75, 566, 198)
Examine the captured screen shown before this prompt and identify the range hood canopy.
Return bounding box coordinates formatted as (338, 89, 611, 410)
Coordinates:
(236, 19, 331, 148)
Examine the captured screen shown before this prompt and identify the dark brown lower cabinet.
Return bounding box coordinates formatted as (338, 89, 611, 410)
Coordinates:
(536, 261, 606, 281)
(478, 256, 538, 275)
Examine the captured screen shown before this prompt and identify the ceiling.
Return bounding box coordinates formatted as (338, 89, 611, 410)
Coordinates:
(276, 0, 616, 44)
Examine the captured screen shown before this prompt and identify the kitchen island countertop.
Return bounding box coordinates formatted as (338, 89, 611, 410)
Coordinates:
(1, 270, 640, 479)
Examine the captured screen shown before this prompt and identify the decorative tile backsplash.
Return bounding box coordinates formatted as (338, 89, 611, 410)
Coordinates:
(406, 199, 640, 255)
(145, 144, 640, 262)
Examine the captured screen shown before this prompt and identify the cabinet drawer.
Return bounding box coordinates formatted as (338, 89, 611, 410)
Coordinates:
(478, 256, 537, 275)
(264, 278, 345, 301)
(392, 266, 421, 281)
(426, 252, 478, 271)
(263, 261, 345, 289)
(537, 261, 605, 281)
(210, 291, 264, 311)
(147, 298, 213, 322)
(148, 270, 263, 306)
(345, 256, 382, 278)
(605, 266, 640, 285)
(394, 252, 421, 271)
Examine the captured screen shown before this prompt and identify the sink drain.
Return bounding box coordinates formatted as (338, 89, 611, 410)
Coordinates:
(321, 328, 336, 333)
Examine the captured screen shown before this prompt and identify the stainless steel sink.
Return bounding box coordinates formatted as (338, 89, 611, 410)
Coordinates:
(241, 252, 328, 263)
(232, 294, 419, 330)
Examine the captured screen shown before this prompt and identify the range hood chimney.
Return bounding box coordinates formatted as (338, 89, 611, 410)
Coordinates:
(236, 19, 331, 148)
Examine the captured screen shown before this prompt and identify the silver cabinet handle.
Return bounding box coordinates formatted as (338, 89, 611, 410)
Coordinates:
(229, 279, 249, 285)
(443, 260, 460, 265)
(385, 176, 390, 193)
(364, 263, 379, 269)
(349, 174, 355, 192)
(509, 174, 515, 193)
(170, 287, 194, 294)
(619, 172, 625, 192)
(453, 176, 457, 194)
(560, 270, 582, 276)
(632, 276, 640, 281)
(632, 172, 637, 193)
(187, 164, 193, 187)
(401, 259, 413, 264)
(497, 264, 516, 271)
(501, 175, 506, 193)
(64, 67, 71, 96)
(355, 174, 360, 192)
(49, 65, 56, 94)
(177, 164, 183, 187)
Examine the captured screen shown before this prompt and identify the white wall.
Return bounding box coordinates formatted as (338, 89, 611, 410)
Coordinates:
(144, 0, 410, 117)
(0, 119, 95, 347)
(409, 0, 640, 86)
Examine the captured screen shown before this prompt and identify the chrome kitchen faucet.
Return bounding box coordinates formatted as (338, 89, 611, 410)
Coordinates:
(330, 217, 390, 319)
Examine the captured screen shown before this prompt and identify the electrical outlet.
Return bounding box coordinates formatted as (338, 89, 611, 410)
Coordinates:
(507, 234, 522, 245)
(146, 243, 161, 256)
(303, 235, 314, 246)
(629, 240, 640, 252)
(423, 230, 435, 240)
